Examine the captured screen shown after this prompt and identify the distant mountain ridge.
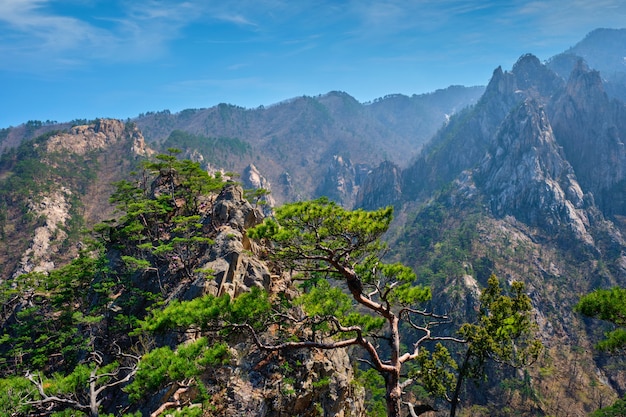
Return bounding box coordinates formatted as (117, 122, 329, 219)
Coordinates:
(548, 27, 626, 101)
(132, 86, 484, 206)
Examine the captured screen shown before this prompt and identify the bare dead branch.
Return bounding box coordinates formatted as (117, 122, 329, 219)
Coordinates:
(24, 346, 140, 417)
(25, 371, 90, 412)
(400, 307, 450, 320)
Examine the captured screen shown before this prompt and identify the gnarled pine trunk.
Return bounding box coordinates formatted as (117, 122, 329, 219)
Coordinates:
(385, 372, 403, 417)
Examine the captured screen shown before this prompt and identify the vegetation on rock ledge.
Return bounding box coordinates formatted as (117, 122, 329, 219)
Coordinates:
(0, 153, 542, 417)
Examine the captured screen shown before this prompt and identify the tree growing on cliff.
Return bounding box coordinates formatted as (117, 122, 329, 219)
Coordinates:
(246, 198, 455, 415)
(450, 275, 542, 417)
(23, 347, 140, 417)
(245, 198, 541, 416)
(576, 287, 626, 417)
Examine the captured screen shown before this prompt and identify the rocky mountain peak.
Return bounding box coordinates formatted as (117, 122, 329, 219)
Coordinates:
(315, 154, 371, 207)
(565, 59, 607, 105)
(511, 54, 544, 86)
(550, 59, 626, 215)
(477, 99, 593, 244)
(484, 65, 512, 97)
(483, 55, 563, 105)
(513, 54, 564, 100)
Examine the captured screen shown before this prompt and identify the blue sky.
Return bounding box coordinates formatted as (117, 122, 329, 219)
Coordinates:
(1, 1, 625, 128)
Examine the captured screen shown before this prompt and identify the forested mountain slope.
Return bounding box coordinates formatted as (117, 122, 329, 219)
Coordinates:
(132, 87, 483, 206)
(0, 119, 151, 282)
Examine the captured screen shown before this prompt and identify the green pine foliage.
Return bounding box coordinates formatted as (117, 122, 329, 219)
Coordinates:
(576, 287, 626, 416)
(354, 367, 387, 417)
(0, 251, 109, 373)
(0, 376, 38, 415)
(591, 395, 626, 417)
(294, 279, 386, 333)
(134, 286, 271, 335)
(100, 149, 223, 281)
(126, 337, 227, 402)
(0, 151, 230, 416)
(411, 343, 458, 399)
(576, 287, 626, 352)
(247, 197, 543, 417)
(459, 276, 542, 371)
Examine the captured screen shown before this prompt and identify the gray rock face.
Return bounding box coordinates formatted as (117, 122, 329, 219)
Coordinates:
(212, 183, 264, 231)
(359, 53, 626, 230)
(9, 119, 152, 280)
(476, 99, 594, 244)
(208, 346, 365, 417)
(316, 154, 371, 207)
(193, 184, 268, 298)
(200, 228, 271, 298)
(396, 54, 558, 204)
(169, 183, 365, 416)
(46, 118, 151, 156)
(242, 164, 276, 214)
(355, 160, 402, 210)
(11, 188, 73, 278)
(550, 60, 626, 215)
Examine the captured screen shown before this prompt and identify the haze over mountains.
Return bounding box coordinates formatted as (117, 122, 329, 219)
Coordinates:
(1, 28, 626, 416)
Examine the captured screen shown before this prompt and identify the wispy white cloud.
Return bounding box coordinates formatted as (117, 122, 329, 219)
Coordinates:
(214, 13, 258, 27)
(0, 0, 111, 50)
(0, 0, 253, 71)
(510, 0, 626, 32)
(1, 0, 623, 85)
(0, 1, 130, 69)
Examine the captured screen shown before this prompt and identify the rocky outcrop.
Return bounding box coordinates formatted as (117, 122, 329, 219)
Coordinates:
(397, 55, 559, 204)
(204, 346, 365, 417)
(316, 155, 370, 207)
(11, 188, 73, 278)
(8, 119, 155, 281)
(46, 119, 151, 156)
(355, 160, 403, 210)
(361, 54, 626, 231)
(242, 164, 276, 214)
(154, 182, 366, 416)
(176, 183, 269, 299)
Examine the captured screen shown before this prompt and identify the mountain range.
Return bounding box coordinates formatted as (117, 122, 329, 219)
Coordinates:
(1, 28, 626, 416)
